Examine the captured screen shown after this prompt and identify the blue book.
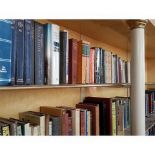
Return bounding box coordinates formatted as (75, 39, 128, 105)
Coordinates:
(16, 20, 24, 85)
(0, 19, 12, 86)
(11, 20, 16, 85)
(24, 20, 34, 85)
(34, 22, 44, 85)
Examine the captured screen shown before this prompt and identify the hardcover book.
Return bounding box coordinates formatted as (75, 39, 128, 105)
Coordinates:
(0, 19, 12, 86)
(44, 24, 60, 85)
(24, 20, 35, 85)
(16, 20, 24, 85)
(34, 22, 45, 85)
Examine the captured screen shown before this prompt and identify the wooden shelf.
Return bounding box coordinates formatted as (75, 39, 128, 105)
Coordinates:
(0, 83, 130, 90)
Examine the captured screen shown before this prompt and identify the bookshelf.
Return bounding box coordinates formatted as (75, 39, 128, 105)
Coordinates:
(0, 19, 155, 135)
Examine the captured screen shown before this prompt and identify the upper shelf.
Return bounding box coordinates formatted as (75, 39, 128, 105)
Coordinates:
(37, 19, 155, 59)
(0, 83, 154, 90)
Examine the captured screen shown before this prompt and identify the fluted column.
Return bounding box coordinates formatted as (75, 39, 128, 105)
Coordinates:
(127, 20, 148, 135)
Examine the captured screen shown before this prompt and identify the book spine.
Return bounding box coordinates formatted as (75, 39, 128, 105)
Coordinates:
(60, 31, 68, 84)
(16, 20, 24, 85)
(77, 41, 82, 84)
(85, 44, 90, 84)
(51, 24, 60, 85)
(112, 101, 117, 135)
(89, 48, 95, 83)
(94, 48, 100, 84)
(82, 43, 87, 84)
(24, 20, 35, 85)
(80, 110, 86, 135)
(2, 126, 10, 136)
(69, 39, 78, 84)
(0, 19, 12, 86)
(11, 20, 16, 85)
(34, 22, 45, 85)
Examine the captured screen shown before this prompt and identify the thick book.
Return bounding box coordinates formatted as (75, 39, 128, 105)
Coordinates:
(60, 30, 69, 84)
(50, 116, 61, 135)
(78, 40, 90, 84)
(80, 109, 87, 135)
(0, 19, 12, 86)
(40, 106, 67, 135)
(83, 97, 113, 135)
(19, 111, 45, 135)
(76, 103, 99, 135)
(16, 20, 24, 85)
(24, 20, 35, 85)
(44, 24, 60, 85)
(34, 22, 45, 85)
(69, 39, 78, 84)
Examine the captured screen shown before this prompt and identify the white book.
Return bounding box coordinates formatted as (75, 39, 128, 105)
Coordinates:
(72, 109, 80, 135)
(45, 24, 60, 85)
(48, 121, 52, 136)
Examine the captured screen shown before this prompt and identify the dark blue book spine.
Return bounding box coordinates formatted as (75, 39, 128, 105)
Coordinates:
(16, 20, 24, 85)
(11, 20, 16, 85)
(24, 20, 34, 85)
(0, 19, 12, 86)
(34, 22, 44, 85)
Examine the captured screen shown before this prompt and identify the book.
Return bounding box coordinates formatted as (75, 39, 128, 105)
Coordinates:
(76, 103, 99, 135)
(94, 48, 100, 84)
(44, 24, 60, 85)
(0, 19, 12, 86)
(34, 22, 45, 85)
(11, 20, 16, 85)
(24, 20, 35, 85)
(80, 109, 87, 135)
(89, 48, 95, 83)
(78, 40, 90, 84)
(60, 30, 69, 84)
(16, 20, 24, 85)
(69, 39, 78, 84)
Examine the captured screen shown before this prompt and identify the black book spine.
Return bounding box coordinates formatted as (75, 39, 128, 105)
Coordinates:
(34, 22, 45, 85)
(60, 31, 67, 84)
(16, 20, 24, 85)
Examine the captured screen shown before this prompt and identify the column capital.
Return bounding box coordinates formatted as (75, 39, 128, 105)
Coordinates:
(126, 20, 148, 30)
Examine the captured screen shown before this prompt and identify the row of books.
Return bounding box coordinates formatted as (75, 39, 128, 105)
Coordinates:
(145, 90, 155, 115)
(0, 19, 130, 86)
(0, 96, 131, 136)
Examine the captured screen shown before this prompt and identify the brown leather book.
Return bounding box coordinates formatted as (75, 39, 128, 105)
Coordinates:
(40, 106, 67, 135)
(80, 109, 86, 135)
(76, 103, 99, 135)
(83, 97, 113, 135)
(69, 39, 78, 84)
(77, 40, 82, 83)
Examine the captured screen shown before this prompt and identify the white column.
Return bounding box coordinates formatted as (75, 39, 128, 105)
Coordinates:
(127, 20, 147, 135)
